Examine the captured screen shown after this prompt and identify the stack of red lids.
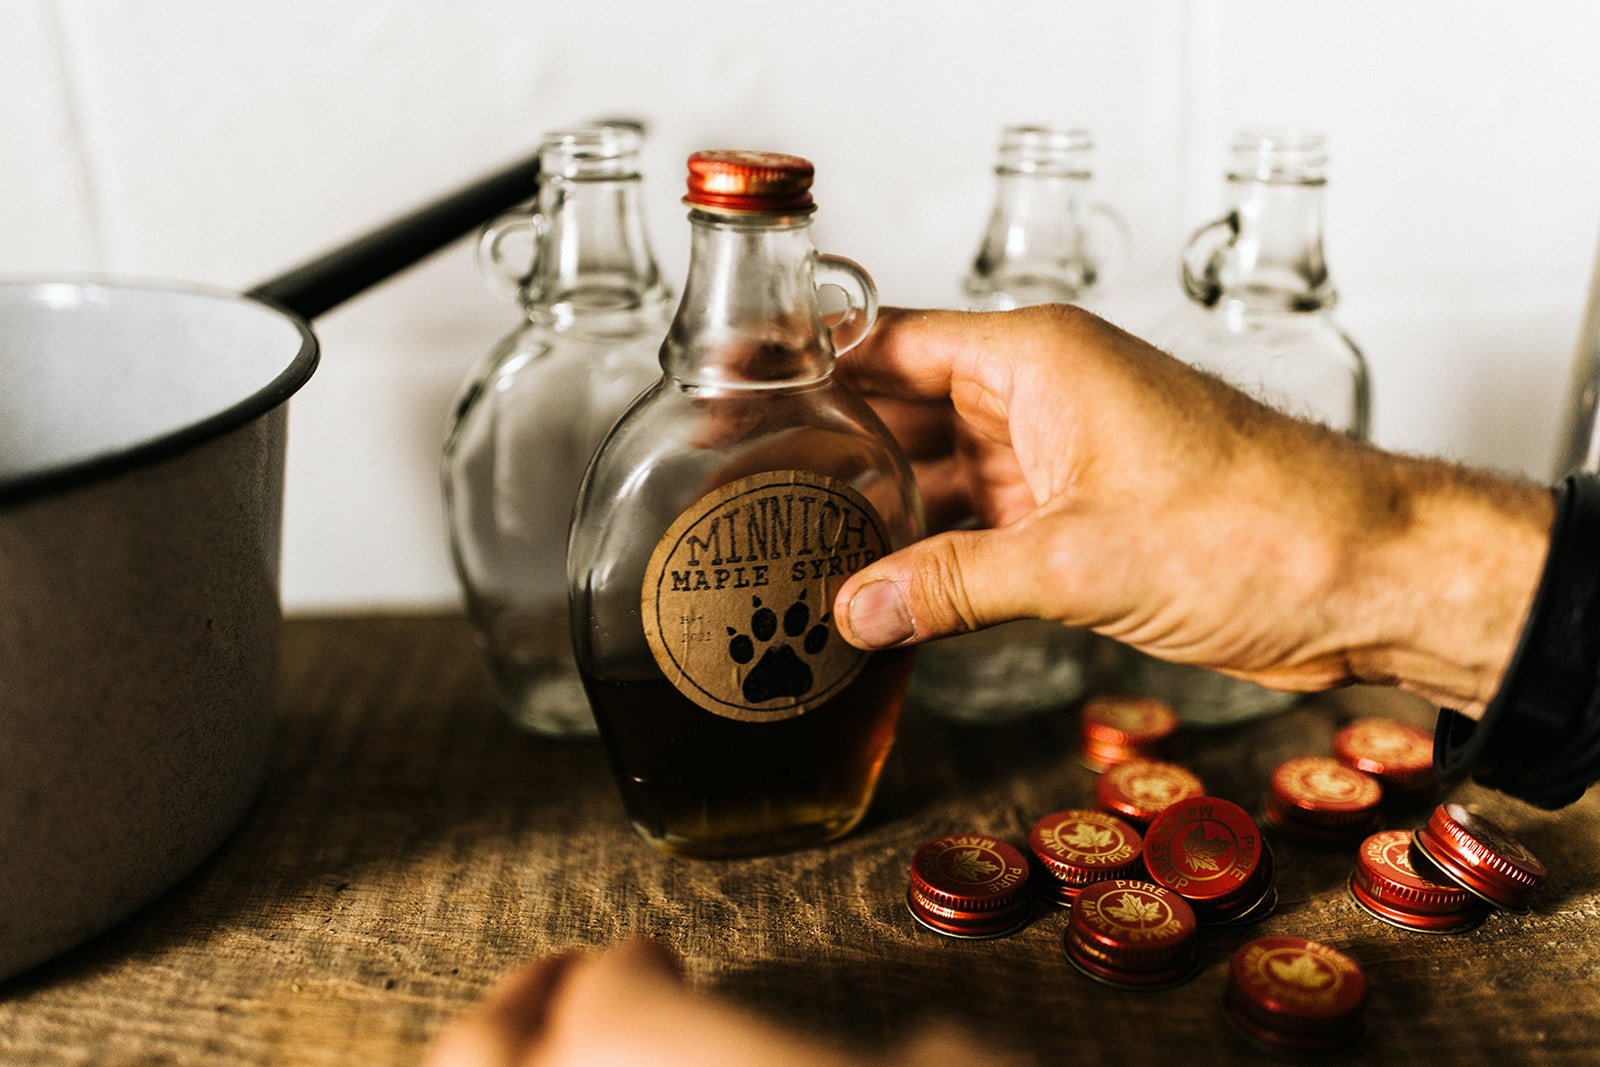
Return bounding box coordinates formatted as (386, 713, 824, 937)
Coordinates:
(906, 833, 1033, 938)
(1027, 810, 1145, 905)
(1064, 880, 1199, 989)
(1411, 803, 1548, 913)
(1348, 829, 1486, 933)
(1143, 796, 1276, 923)
(1094, 759, 1206, 829)
(1334, 717, 1436, 795)
(1224, 937, 1367, 1053)
(1080, 695, 1178, 772)
(1264, 756, 1382, 846)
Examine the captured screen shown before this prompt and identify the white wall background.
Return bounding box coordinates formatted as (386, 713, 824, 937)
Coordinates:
(7, 1, 1600, 612)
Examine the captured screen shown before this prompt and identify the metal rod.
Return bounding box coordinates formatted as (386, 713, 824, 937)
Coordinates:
(246, 150, 540, 321)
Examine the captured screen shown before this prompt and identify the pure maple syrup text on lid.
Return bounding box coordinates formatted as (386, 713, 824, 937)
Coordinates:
(1026, 810, 1144, 904)
(906, 833, 1032, 938)
(1094, 758, 1206, 828)
(1263, 756, 1382, 846)
(1064, 880, 1199, 989)
(1224, 937, 1367, 1053)
(1348, 829, 1487, 934)
(1411, 803, 1548, 913)
(1142, 795, 1276, 923)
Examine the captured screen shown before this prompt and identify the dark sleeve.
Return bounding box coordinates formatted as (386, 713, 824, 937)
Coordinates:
(1435, 473, 1600, 809)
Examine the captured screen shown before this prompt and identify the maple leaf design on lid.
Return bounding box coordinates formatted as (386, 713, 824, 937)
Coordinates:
(1129, 775, 1179, 803)
(1270, 953, 1333, 989)
(1106, 891, 1164, 926)
(1383, 841, 1417, 874)
(1180, 824, 1232, 873)
(1064, 822, 1115, 851)
(947, 848, 1000, 883)
(1353, 720, 1428, 759)
(1303, 767, 1360, 799)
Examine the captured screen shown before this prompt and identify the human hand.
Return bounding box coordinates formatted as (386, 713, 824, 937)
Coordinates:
(832, 305, 1553, 716)
(426, 941, 1004, 1067)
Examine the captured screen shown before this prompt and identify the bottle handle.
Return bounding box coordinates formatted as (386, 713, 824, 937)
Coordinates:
(1084, 201, 1132, 293)
(814, 253, 878, 356)
(1180, 211, 1238, 308)
(476, 209, 547, 302)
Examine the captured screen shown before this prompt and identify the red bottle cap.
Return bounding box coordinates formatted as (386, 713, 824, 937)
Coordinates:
(1095, 759, 1206, 828)
(1333, 717, 1436, 793)
(1080, 695, 1178, 771)
(1348, 829, 1486, 933)
(1027, 810, 1144, 904)
(1411, 803, 1547, 913)
(906, 833, 1032, 938)
(684, 150, 816, 214)
(1143, 796, 1274, 922)
(1264, 757, 1382, 845)
(1224, 937, 1367, 1053)
(1064, 880, 1199, 990)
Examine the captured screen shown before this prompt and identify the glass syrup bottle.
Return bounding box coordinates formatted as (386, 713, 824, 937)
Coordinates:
(443, 126, 672, 736)
(568, 151, 923, 858)
(911, 125, 1127, 724)
(1123, 129, 1370, 726)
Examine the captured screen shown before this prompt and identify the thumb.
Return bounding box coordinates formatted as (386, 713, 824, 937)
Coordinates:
(834, 526, 1050, 649)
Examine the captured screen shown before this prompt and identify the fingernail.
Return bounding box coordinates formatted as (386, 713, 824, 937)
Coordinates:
(848, 581, 915, 648)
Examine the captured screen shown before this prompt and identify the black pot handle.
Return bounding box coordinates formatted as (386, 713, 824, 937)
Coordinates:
(246, 150, 541, 321)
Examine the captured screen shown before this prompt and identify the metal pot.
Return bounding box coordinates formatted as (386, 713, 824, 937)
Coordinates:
(0, 153, 540, 980)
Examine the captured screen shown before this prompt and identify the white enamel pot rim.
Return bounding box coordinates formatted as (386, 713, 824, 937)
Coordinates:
(0, 149, 544, 983)
(0, 276, 317, 508)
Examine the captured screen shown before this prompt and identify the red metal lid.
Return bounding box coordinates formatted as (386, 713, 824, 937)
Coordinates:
(1264, 757, 1382, 844)
(1412, 803, 1547, 913)
(1095, 759, 1206, 828)
(684, 150, 815, 214)
(1080, 695, 1178, 771)
(1143, 796, 1272, 921)
(1224, 937, 1367, 1053)
(1027, 810, 1144, 904)
(907, 833, 1032, 938)
(1333, 717, 1435, 792)
(1064, 880, 1199, 989)
(1348, 829, 1485, 933)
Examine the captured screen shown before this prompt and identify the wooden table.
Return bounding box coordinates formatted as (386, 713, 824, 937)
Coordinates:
(3, 615, 1597, 1064)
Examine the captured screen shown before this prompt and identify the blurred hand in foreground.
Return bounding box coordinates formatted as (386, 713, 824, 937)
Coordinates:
(426, 940, 1005, 1067)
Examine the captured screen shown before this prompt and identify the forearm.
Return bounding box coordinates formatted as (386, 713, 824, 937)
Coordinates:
(1338, 453, 1556, 717)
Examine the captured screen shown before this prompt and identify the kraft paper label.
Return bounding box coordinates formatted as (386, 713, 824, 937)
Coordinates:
(640, 470, 889, 722)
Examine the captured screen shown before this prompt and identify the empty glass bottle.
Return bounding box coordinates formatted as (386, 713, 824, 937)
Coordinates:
(568, 151, 923, 858)
(1123, 129, 1370, 726)
(911, 125, 1127, 724)
(443, 126, 672, 736)
(963, 125, 1128, 311)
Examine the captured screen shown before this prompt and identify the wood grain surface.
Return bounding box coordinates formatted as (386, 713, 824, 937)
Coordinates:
(2, 615, 1597, 1065)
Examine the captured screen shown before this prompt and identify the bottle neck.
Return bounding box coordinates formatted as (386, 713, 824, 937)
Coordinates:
(1217, 176, 1332, 314)
(662, 211, 832, 387)
(968, 171, 1096, 304)
(524, 173, 671, 328)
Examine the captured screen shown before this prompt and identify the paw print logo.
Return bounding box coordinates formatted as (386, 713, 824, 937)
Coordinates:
(727, 593, 831, 704)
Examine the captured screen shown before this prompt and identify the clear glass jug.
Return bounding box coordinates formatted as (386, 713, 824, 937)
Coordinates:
(442, 126, 672, 736)
(912, 125, 1127, 724)
(568, 151, 923, 858)
(1123, 130, 1370, 726)
(963, 125, 1128, 311)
